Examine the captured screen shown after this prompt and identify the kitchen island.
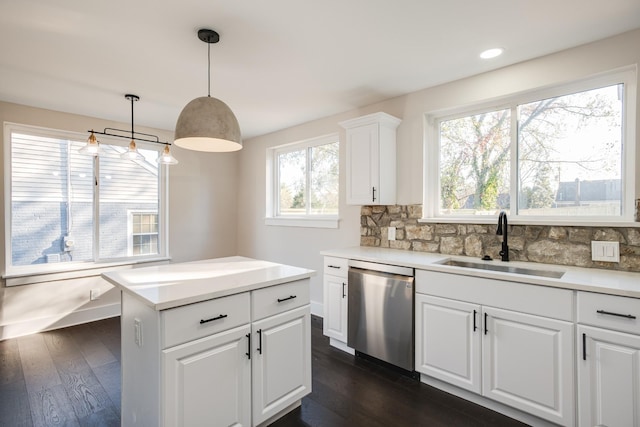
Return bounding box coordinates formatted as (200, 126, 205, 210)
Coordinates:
(103, 256, 315, 427)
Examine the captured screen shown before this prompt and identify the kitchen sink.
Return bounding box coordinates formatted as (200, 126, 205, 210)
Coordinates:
(438, 259, 565, 279)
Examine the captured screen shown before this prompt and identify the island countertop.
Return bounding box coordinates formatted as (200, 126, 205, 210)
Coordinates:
(102, 256, 315, 310)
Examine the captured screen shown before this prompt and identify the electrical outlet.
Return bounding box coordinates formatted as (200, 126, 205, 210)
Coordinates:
(591, 241, 620, 262)
(90, 288, 101, 300)
(388, 227, 396, 241)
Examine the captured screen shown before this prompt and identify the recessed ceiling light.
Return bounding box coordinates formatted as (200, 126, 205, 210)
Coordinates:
(480, 48, 504, 59)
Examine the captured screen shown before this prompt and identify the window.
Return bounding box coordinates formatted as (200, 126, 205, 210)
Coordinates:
(266, 134, 339, 228)
(129, 212, 159, 256)
(425, 69, 636, 224)
(4, 124, 168, 278)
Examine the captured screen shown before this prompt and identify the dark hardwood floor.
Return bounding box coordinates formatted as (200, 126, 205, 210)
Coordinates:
(1, 316, 528, 427)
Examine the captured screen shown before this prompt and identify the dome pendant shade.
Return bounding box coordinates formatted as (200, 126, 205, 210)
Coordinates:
(174, 96, 242, 152)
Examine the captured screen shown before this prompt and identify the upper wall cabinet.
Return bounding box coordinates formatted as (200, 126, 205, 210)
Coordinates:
(340, 112, 401, 205)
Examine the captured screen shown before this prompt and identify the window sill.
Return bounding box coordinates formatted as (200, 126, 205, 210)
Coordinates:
(2, 257, 172, 287)
(419, 217, 640, 227)
(265, 216, 339, 229)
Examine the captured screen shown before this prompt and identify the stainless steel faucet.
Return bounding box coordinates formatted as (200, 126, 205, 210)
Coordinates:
(496, 211, 509, 262)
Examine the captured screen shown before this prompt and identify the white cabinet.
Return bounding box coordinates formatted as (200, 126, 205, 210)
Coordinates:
(415, 294, 481, 393)
(415, 269, 574, 426)
(120, 278, 311, 427)
(339, 112, 401, 205)
(482, 307, 573, 425)
(577, 291, 640, 427)
(163, 325, 251, 427)
(252, 306, 311, 425)
(322, 256, 353, 354)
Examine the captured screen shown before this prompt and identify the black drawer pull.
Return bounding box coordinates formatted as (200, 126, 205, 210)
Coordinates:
(582, 333, 586, 361)
(473, 310, 477, 332)
(328, 265, 341, 269)
(277, 295, 297, 303)
(596, 310, 636, 319)
(246, 333, 251, 359)
(200, 314, 228, 324)
(484, 312, 488, 335)
(257, 329, 262, 354)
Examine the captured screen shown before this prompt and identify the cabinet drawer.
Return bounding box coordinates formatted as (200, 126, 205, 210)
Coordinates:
(577, 291, 640, 335)
(252, 279, 310, 321)
(161, 292, 250, 349)
(324, 256, 348, 278)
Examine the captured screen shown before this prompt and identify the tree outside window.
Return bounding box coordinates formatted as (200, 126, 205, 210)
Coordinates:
(438, 82, 624, 218)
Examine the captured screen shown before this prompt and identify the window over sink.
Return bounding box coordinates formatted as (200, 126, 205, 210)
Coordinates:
(423, 67, 637, 225)
(266, 134, 339, 228)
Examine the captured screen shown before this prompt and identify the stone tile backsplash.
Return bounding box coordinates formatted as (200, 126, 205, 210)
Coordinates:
(360, 205, 640, 272)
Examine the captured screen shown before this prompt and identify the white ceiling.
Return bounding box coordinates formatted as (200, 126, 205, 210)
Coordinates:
(1, 0, 639, 140)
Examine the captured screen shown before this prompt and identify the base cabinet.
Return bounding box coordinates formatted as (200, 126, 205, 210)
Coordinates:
(578, 325, 640, 427)
(482, 307, 573, 426)
(120, 279, 311, 427)
(415, 269, 574, 426)
(415, 294, 481, 393)
(323, 274, 348, 342)
(322, 256, 352, 353)
(252, 306, 312, 425)
(163, 325, 252, 427)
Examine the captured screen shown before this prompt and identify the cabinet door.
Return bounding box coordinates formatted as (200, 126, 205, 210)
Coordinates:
(346, 123, 379, 205)
(578, 325, 640, 427)
(482, 307, 574, 426)
(252, 305, 311, 425)
(415, 294, 481, 393)
(323, 274, 348, 342)
(162, 324, 251, 427)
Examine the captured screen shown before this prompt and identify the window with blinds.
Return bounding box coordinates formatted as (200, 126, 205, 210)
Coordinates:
(6, 124, 166, 275)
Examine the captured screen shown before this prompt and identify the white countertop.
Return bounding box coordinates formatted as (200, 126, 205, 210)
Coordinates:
(102, 256, 315, 310)
(321, 246, 640, 299)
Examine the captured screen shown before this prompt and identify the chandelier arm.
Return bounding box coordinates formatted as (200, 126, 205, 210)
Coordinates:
(88, 129, 171, 146)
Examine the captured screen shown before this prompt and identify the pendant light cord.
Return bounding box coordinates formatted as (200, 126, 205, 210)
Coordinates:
(207, 41, 211, 97)
(130, 96, 134, 139)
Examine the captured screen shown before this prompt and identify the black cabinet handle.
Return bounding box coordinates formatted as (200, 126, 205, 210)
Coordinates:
(372, 187, 376, 202)
(257, 329, 262, 354)
(328, 265, 341, 269)
(484, 312, 488, 335)
(596, 309, 636, 319)
(277, 295, 297, 303)
(582, 333, 586, 361)
(200, 314, 227, 324)
(473, 310, 477, 332)
(246, 333, 251, 359)
(342, 283, 346, 298)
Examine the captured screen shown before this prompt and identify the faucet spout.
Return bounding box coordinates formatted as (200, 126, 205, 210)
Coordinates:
(496, 211, 509, 262)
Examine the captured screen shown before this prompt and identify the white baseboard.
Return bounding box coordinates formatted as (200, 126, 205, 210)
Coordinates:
(329, 338, 355, 355)
(0, 302, 121, 341)
(310, 300, 323, 317)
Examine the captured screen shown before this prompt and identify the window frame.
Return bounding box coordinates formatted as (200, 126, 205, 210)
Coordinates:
(422, 68, 638, 226)
(265, 133, 339, 228)
(3, 122, 170, 284)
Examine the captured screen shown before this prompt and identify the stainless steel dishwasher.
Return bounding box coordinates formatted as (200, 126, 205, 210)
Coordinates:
(347, 260, 415, 372)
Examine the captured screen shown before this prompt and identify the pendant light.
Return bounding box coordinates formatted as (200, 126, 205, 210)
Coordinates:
(120, 94, 144, 161)
(81, 94, 178, 165)
(174, 28, 242, 152)
(80, 131, 100, 156)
